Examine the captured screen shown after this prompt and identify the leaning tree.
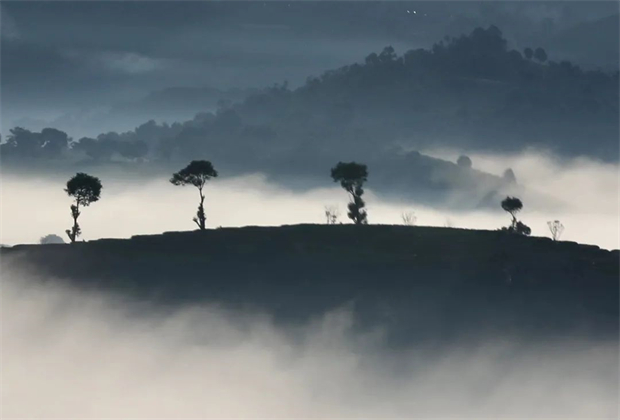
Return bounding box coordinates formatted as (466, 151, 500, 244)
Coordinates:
(331, 162, 368, 225)
(170, 160, 218, 230)
(501, 196, 530, 235)
(501, 196, 523, 230)
(64, 172, 102, 243)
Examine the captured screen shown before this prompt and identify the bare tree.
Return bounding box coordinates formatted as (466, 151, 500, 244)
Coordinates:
(547, 220, 564, 241)
(324, 206, 340, 224)
(401, 211, 417, 226)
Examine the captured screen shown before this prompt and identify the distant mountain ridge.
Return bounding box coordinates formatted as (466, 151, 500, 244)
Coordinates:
(1, 25, 617, 209)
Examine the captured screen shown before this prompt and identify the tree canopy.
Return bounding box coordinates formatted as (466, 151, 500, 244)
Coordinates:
(170, 160, 218, 189)
(331, 162, 368, 193)
(1, 127, 70, 159)
(501, 196, 530, 235)
(534, 47, 548, 63)
(65, 172, 102, 207)
(170, 160, 218, 230)
(331, 162, 369, 225)
(501, 196, 523, 215)
(457, 155, 472, 169)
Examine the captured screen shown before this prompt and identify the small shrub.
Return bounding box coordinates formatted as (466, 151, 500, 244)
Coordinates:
(401, 211, 417, 226)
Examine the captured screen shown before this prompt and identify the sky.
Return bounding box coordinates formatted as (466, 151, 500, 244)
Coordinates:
(1, 1, 618, 135)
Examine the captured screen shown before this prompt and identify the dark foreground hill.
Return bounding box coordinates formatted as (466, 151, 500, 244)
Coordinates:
(3, 225, 618, 345)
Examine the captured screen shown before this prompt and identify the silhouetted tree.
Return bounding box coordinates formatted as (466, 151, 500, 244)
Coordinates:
(1, 127, 70, 159)
(524, 47, 533, 60)
(40, 128, 70, 157)
(64, 173, 102, 243)
(379, 45, 397, 63)
(365, 52, 380, 66)
(501, 196, 523, 231)
(72, 136, 117, 161)
(534, 47, 548, 63)
(170, 160, 218, 230)
(117, 140, 148, 161)
(457, 155, 472, 169)
(547, 220, 564, 241)
(534, 47, 547, 63)
(3, 127, 39, 157)
(515, 221, 532, 236)
(331, 162, 368, 225)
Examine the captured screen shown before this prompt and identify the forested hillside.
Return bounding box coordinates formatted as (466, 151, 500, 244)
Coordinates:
(3, 26, 617, 165)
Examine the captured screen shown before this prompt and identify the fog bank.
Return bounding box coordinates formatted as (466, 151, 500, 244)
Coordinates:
(2, 270, 618, 418)
(1, 151, 618, 249)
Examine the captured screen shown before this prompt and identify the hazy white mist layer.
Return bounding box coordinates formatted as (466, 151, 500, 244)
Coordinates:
(1, 151, 618, 249)
(2, 270, 618, 418)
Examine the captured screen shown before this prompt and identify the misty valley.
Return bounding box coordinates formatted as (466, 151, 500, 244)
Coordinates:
(1, 1, 619, 418)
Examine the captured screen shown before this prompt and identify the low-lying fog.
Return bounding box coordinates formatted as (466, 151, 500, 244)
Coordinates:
(2, 270, 618, 418)
(2, 151, 617, 249)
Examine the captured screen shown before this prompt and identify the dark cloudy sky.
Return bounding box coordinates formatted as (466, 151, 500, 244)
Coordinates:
(1, 1, 618, 133)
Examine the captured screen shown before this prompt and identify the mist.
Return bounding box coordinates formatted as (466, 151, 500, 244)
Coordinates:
(1, 150, 617, 249)
(2, 268, 617, 418)
(2, 2, 618, 417)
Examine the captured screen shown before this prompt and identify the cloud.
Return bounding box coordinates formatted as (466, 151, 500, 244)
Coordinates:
(95, 51, 164, 74)
(478, 152, 618, 215)
(1, 269, 617, 418)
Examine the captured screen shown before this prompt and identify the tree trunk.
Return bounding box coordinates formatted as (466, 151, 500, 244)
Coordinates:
(198, 194, 206, 230)
(66, 202, 81, 243)
(193, 188, 207, 230)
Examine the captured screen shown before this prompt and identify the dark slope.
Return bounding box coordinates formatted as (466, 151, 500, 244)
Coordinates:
(3, 225, 618, 344)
